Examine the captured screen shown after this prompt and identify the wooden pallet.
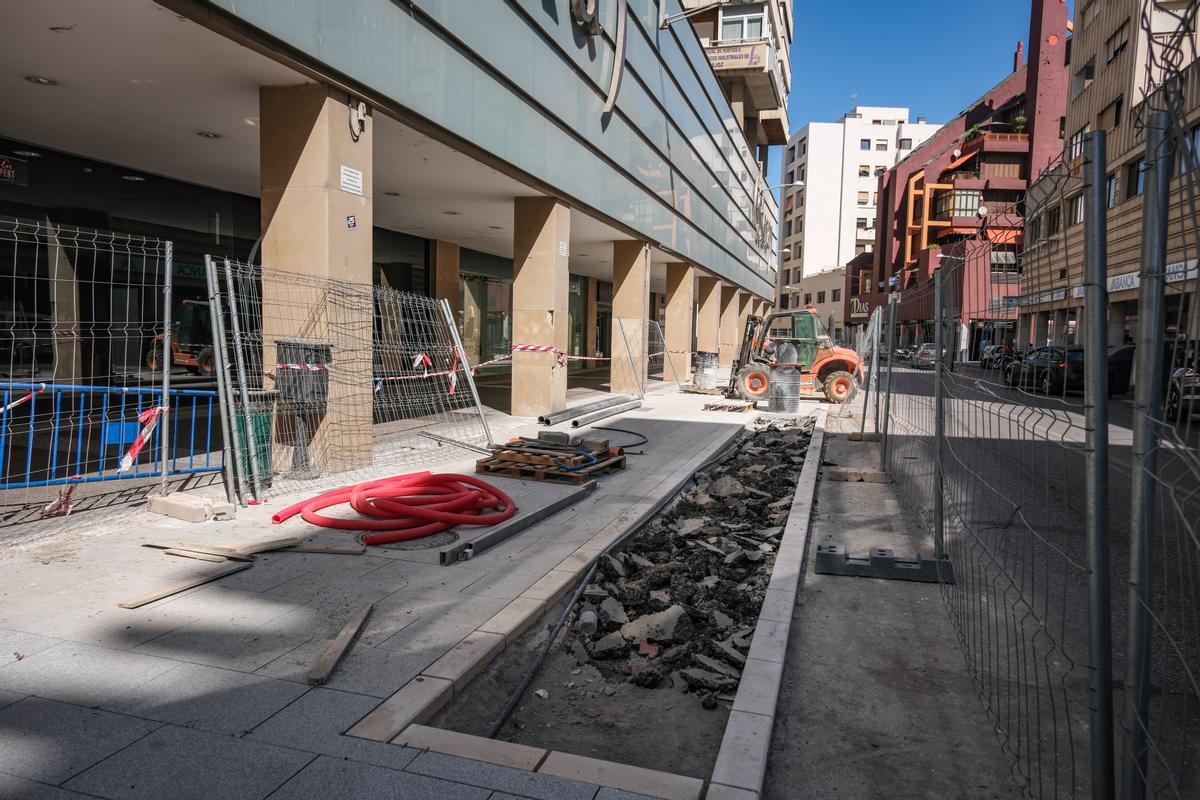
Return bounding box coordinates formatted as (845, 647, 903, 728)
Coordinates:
(704, 399, 755, 412)
(487, 449, 593, 468)
(475, 452, 626, 484)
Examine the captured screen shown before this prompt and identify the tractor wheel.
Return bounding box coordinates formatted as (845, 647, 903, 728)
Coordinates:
(145, 347, 161, 372)
(195, 347, 216, 377)
(823, 370, 857, 404)
(735, 364, 770, 402)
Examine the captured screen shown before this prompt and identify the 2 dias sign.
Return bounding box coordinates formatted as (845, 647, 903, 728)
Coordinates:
(849, 297, 873, 320)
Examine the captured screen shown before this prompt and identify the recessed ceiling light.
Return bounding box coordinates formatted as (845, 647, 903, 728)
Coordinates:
(24, 75, 58, 86)
(443, 210, 459, 216)
(196, 131, 221, 139)
(121, 175, 145, 182)
(244, 117, 259, 127)
(383, 191, 400, 197)
(12, 150, 40, 158)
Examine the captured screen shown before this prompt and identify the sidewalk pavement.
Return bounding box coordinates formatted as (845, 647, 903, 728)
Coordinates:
(761, 414, 1019, 799)
(0, 388, 808, 800)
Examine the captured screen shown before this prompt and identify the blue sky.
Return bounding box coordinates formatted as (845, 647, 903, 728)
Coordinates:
(769, 0, 1075, 182)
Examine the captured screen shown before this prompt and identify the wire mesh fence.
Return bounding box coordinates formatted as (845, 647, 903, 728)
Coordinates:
(647, 319, 683, 388)
(209, 258, 492, 502)
(871, 26, 1200, 790)
(0, 217, 223, 534)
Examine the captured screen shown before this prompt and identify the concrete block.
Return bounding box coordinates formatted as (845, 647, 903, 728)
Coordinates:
(345, 676, 453, 742)
(478, 597, 547, 645)
(247, 687, 421, 771)
(847, 431, 881, 442)
(147, 492, 234, 523)
(0, 697, 159, 784)
(269, 755, 489, 800)
(746, 619, 790, 665)
(520, 568, 580, 604)
(825, 467, 889, 483)
(102, 661, 308, 737)
(756, 588, 796, 624)
(421, 630, 505, 693)
(394, 724, 547, 771)
(709, 710, 774, 794)
(405, 750, 598, 800)
(731, 657, 783, 719)
(705, 783, 760, 800)
(64, 723, 312, 800)
(538, 750, 704, 800)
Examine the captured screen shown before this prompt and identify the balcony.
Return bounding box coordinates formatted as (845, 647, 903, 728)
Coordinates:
(705, 37, 785, 118)
(968, 132, 1031, 155)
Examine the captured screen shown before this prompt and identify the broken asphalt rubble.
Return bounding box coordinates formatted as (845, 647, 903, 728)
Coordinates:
(562, 416, 814, 705)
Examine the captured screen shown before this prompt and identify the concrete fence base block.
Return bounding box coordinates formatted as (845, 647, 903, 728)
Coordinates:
(825, 467, 889, 483)
(147, 492, 235, 523)
(847, 431, 882, 442)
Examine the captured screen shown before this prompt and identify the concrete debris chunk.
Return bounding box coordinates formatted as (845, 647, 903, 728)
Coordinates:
(599, 596, 629, 626)
(679, 667, 737, 693)
(674, 518, 706, 536)
(710, 475, 747, 498)
(693, 653, 740, 679)
(590, 632, 628, 659)
(713, 638, 748, 667)
(619, 605, 693, 644)
(600, 553, 627, 580)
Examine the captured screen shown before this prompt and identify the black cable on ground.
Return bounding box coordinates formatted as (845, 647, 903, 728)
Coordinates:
(589, 425, 648, 454)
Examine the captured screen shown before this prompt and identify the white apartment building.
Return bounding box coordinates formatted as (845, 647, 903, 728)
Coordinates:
(777, 107, 940, 325)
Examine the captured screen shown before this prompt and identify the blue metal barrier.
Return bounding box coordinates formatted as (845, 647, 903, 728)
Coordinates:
(0, 382, 224, 490)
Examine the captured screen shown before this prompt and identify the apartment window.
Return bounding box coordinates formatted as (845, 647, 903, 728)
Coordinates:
(1107, 173, 1119, 208)
(858, 164, 870, 177)
(875, 166, 886, 177)
(782, 247, 791, 261)
(899, 138, 913, 149)
(816, 291, 826, 304)
(933, 189, 981, 218)
(859, 138, 871, 151)
(990, 246, 1019, 282)
(1028, 216, 1042, 242)
(786, 145, 795, 162)
(796, 189, 805, 207)
(804, 293, 813, 305)
(784, 219, 792, 236)
(1068, 123, 1092, 160)
(1080, 0, 1100, 30)
(862, 275, 873, 293)
(1181, 125, 1200, 174)
(1046, 205, 1062, 235)
(1069, 194, 1085, 225)
(720, 3, 767, 42)
(1106, 20, 1130, 64)
(800, 138, 807, 156)
(1126, 159, 1147, 198)
(875, 139, 888, 151)
(799, 167, 806, 182)
(856, 217, 869, 229)
(854, 244, 867, 256)
(1071, 56, 1096, 100)
(781, 269, 789, 285)
(1103, 96, 1125, 130)
(794, 243, 802, 259)
(786, 169, 795, 184)
(780, 294, 790, 310)
(832, 289, 841, 302)
(857, 191, 869, 205)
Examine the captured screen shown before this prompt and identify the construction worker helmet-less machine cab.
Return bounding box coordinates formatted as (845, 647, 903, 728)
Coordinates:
(726, 306, 862, 404)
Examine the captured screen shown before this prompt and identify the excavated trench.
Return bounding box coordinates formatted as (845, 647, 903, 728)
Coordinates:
(431, 416, 815, 780)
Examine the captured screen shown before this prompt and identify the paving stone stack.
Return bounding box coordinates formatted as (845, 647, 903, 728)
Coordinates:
(564, 417, 814, 705)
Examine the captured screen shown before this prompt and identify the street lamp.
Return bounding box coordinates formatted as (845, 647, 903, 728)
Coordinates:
(767, 181, 805, 191)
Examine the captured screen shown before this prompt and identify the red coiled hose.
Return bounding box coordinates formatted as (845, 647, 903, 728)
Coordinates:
(271, 471, 517, 545)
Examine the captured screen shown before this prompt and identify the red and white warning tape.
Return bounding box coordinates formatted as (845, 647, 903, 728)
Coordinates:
(119, 406, 167, 473)
(3, 384, 47, 413)
(276, 363, 330, 372)
(40, 484, 77, 518)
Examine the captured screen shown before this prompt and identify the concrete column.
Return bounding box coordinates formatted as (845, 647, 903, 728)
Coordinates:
(461, 278, 483, 366)
(1108, 301, 1127, 346)
(585, 278, 598, 356)
(719, 284, 741, 370)
(737, 292, 753, 345)
(1034, 312, 1050, 347)
(1052, 309, 1067, 345)
(431, 240, 461, 319)
(665, 263, 695, 381)
(260, 82, 373, 472)
(512, 197, 570, 417)
(611, 240, 650, 395)
(697, 276, 721, 353)
(1017, 314, 1031, 349)
(45, 221, 82, 381)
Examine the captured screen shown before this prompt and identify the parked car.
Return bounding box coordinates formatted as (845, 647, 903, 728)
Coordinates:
(911, 343, 943, 370)
(1004, 346, 1102, 394)
(893, 346, 914, 362)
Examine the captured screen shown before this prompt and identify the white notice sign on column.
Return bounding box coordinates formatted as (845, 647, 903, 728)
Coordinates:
(339, 165, 363, 196)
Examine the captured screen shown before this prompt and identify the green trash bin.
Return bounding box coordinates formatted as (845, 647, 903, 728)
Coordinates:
(234, 390, 275, 487)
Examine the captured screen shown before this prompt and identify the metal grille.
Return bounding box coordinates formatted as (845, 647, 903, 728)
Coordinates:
(0, 217, 222, 534)
(209, 258, 492, 502)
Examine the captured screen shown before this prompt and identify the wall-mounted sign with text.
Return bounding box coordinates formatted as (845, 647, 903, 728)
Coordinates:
(0, 155, 29, 187)
(706, 43, 766, 71)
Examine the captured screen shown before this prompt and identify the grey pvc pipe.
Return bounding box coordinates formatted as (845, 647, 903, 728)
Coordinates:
(538, 394, 636, 426)
(570, 400, 642, 428)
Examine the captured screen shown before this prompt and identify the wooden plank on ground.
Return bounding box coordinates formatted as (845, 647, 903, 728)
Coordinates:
(209, 536, 305, 556)
(118, 562, 251, 609)
(308, 602, 373, 685)
(142, 543, 254, 562)
(163, 548, 228, 563)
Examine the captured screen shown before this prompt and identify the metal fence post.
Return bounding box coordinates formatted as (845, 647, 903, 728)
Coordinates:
(860, 310, 878, 433)
(440, 298, 494, 448)
(221, 259, 263, 502)
(873, 310, 883, 433)
(1123, 110, 1171, 800)
(159, 241, 173, 496)
(203, 256, 241, 506)
(880, 295, 897, 472)
(933, 267, 946, 560)
(1083, 130, 1115, 800)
